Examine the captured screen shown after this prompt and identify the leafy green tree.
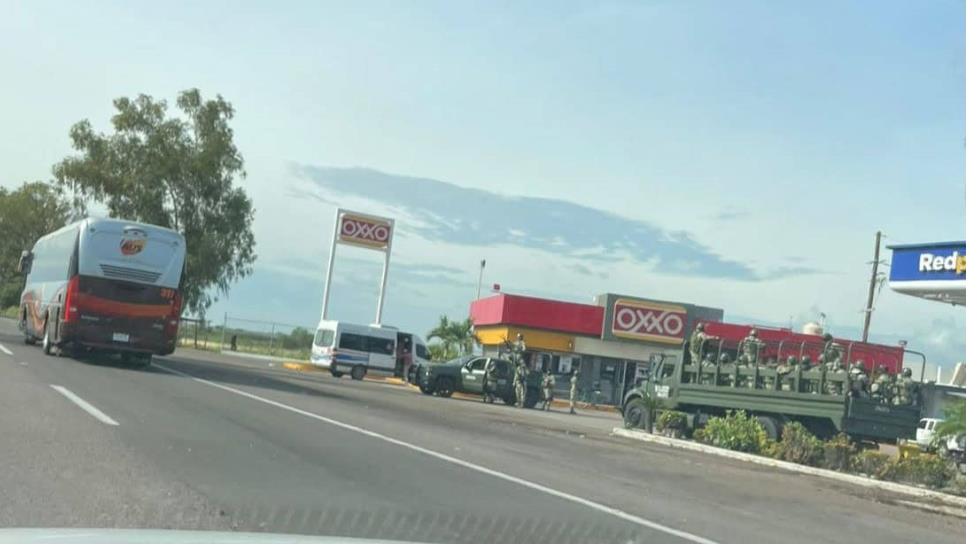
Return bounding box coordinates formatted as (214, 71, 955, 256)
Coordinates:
(935, 401, 966, 444)
(52, 89, 256, 317)
(427, 315, 476, 355)
(0, 182, 70, 309)
(427, 343, 458, 362)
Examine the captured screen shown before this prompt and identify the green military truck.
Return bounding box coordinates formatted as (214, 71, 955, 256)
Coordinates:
(621, 354, 922, 443)
(416, 355, 544, 408)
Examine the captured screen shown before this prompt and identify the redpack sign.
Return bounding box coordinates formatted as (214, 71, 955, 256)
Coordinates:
(611, 299, 688, 344)
(338, 212, 393, 251)
(599, 293, 724, 346)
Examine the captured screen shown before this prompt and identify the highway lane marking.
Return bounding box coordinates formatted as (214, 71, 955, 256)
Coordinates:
(0, 343, 12, 356)
(153, 362, 718, 544)
(49, 385, 120, 426)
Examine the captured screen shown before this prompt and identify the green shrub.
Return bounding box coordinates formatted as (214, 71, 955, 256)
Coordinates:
(851, 450, 892, 478)
(822, 433, 855, 472)
(879, 455, 955, 489)
(695, 411, 768, 454)
(0, 306, 17, 319)
(772, 422, 824, 466)
(656, 411, 688, 437)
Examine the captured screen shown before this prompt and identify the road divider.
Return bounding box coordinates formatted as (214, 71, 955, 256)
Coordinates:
(152, 361, 718, 544)
(49, 385, 119, 426)
(613, 427, 966, 509)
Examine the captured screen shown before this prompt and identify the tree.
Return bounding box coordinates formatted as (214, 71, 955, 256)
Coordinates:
(52, 89, 256, 317)
(0, 182, 71, 308)
(935, 401, 966, 443)
(427, 315, 476, 356)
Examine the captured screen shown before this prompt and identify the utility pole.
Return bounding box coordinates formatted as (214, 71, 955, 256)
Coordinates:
(476, 259, 486, 300)
(862, 231, 882, 342)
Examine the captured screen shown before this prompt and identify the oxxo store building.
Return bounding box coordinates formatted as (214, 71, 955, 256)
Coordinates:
(469, 293, 723, 406)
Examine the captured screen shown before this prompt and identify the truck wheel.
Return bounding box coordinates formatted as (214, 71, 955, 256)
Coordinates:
(523, 387, 540, 409)
(435, 376, 455, 398)
(350, 365, 366, 381)
(756, 415, 782, 441)
(419, 382, 435, 395)
(623, 398, 648, 430)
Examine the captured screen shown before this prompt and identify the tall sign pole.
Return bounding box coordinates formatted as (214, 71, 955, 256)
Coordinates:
(321, 208, 395, 324)
(320, 208, 342, 321)
(861, 230, 882, 342)
(374, 217, 395, 325)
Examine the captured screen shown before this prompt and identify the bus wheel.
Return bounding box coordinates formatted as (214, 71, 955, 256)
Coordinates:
(42, 321, 54, 356)
(350, 365, 366, 381)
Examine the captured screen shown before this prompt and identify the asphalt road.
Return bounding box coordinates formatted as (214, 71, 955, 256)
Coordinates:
(1, 318, 964, 544)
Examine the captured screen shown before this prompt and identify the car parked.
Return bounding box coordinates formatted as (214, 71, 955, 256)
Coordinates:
(416, 355, 544, 408)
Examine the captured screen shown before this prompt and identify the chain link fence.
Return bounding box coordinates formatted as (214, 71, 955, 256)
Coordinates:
(176, 314, 314, 360)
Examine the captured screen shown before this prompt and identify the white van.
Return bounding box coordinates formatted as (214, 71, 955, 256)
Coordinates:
(311, 320, 430, 380)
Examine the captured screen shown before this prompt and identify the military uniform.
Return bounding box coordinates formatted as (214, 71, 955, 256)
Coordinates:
(824, 361, 846, 395)
(777, 356, 797, 391)
(481, 359, 495, 403)
(513, 362, 528, 408)
(739, 329, 763, 366)
(849, 362, 869, 398)
(542, 372, 556, 411)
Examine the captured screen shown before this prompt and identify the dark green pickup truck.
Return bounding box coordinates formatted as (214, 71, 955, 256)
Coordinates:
(415, 355, 544, 408)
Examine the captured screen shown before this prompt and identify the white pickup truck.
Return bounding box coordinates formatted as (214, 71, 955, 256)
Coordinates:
(916, 418, 966, 474)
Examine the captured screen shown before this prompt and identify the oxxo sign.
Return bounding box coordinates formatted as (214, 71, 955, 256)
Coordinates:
(338, 213, 393, 251)
(611, 298, 688, 345)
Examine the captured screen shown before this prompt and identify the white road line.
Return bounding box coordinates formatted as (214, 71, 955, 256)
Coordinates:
(153, 362, 717, 544)
(0, 343, 12, 356)
(49, 385, 120, 426)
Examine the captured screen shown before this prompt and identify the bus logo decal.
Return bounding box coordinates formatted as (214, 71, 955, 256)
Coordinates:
(120, 237, 146, 256)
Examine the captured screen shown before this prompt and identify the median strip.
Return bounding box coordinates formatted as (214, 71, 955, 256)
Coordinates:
(612, 427, 966, 508)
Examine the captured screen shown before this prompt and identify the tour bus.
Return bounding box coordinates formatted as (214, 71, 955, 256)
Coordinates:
(311, 320, 430, 380)
(17, 217, 187, 364)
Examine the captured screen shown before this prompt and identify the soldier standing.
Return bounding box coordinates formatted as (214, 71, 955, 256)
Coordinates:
(739, 328, 762, 366)
(569, 367, 579, 415)
(542, 370, 556, 411)
(849, 361, 869, 398)
(481, 358, 495, 403)
(688, 323, 718, 365)
(513, 360, 528, 408)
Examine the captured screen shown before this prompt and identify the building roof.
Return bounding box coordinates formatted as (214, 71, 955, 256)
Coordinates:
(469, 293, 604, 336)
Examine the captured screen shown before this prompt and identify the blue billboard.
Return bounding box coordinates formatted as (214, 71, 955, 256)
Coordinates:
(889, 242, 966, 282)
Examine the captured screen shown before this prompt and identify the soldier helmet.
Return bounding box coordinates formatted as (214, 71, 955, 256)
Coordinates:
(696, 323, 705, 331)
(749, 328, 758, 337)
(801, 356, 812, 366)
(823, 332, 833, 341)
(516, 333, 524, 341)
(720, 353, 732, 364)
(787, 356, 798, 365)
(902, 368, 912, 378)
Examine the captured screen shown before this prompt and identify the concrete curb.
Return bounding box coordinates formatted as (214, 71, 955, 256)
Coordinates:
(612, 427, 966, 508)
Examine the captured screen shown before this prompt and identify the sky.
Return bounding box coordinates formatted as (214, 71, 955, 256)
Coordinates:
(2, 0, 966, 377)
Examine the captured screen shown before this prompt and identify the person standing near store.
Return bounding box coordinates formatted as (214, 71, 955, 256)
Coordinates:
(542, 369, 556, 411)
(569, 366, 580, 415)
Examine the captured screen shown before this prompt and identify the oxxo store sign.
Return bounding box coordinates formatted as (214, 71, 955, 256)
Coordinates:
(600, 294, 723, 346)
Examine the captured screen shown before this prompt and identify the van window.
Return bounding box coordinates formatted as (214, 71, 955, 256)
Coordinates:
(314, 329, 335, 347)
(338, 332, 395, 355)
(339, 333, 366, 351)
(415, 344, 429, 360)
(918, 419, 928, 429)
